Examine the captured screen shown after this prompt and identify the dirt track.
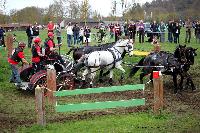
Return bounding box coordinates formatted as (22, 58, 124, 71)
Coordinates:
(1, 83, 200, 132)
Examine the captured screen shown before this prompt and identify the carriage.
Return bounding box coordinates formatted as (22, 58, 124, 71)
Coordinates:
(19, 54, 75, 91)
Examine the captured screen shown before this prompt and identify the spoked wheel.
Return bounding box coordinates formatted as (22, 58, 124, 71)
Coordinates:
(34, 76, 48, 95)
(57, 73, 75, 91)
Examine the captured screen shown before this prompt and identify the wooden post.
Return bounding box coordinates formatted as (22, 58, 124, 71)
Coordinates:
(47, 68, 56, 104)
(6, 33, 13, 57)
(153, 71, 163, 113)
(35, 85, 46, 126)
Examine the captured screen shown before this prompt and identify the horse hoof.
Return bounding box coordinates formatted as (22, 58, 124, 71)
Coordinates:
(99, 78, 103, 83)
(89, 84, 93, 88)
(109, 78, 113, 85)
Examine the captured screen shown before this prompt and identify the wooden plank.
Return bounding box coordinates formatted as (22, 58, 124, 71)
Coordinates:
(55, 84, 145, 97)
(56, 98, 145, 112)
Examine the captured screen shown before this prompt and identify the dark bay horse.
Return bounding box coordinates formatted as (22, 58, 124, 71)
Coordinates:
(129, 45, 188, 93)
(179, 47, 197, 90)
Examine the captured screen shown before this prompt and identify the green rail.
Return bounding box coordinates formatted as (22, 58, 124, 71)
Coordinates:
(56, 98, 145, 112)
(55, 84, 145, 97)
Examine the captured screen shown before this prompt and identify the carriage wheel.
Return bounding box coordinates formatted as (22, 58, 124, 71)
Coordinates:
(57, 73, 75, 91)
(34, 76, 48, 94)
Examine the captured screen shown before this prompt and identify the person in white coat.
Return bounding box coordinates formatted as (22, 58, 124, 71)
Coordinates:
(65, 22, 73, 47)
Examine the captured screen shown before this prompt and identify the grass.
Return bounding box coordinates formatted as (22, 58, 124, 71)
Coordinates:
(0, 28, 200, 132)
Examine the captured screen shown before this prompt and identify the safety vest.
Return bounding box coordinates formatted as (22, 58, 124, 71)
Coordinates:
(10, 47, 23, 63)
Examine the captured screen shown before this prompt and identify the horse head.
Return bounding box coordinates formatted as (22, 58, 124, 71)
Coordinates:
(115, 39, 134, 57)
(174, 44, 187, 63)
(185, 47, 197, 65)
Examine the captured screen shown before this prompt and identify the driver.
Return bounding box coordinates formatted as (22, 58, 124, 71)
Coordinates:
(8, 42, 29, 88)
(44, 32, 65, 65)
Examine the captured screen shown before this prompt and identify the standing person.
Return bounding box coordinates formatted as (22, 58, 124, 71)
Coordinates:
(168, 20, 174, 43)
(114, 23, 121, 42)
(26, 25, 33, 48)
(0, 26, 5, 47)
(84, 26, 91, 46)
(109, 23, 115, 39)
(128, 21, 136, 42)
(31, 37, 44, 73)
(72, 23, 80, 45)
(79, 27, 84, 45)
(8, 42, 29, 88)
(185, 19, 192, 43)
(138, 20, 145, 43)
(195, 20, 200, 44)
(55, 23, 62, 45)
(32, 22, 39, 38)
(47, 21, 55, 33)
(159, 20, 166, 43)
(173, 22, 181, 44)
(124, 22, 129, 37)
(65, 22, 73, 47)
(150, 20, 159, 40)
(98, 23, 105, 42)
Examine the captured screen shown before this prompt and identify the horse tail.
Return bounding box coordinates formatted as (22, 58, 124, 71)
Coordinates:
(129, 57, 145, 77)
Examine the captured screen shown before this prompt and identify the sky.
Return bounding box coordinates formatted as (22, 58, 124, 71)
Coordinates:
(4, 0, 153, 16)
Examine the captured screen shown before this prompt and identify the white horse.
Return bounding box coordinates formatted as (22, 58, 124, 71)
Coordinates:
(82, 39, 134, 87)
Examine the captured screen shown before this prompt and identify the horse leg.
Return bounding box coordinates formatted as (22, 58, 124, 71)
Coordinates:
(140, 73, 145, 84)
(81, 69, 89, 88)
(109, 70, 113, 85)
(179, 74, 184, 91)
(99, 70, 104, 83)
(173, 74, 178, 94)
(186, 73, 196, 91)
(115, 65, 125, 82)
(89, 69, 96, 88)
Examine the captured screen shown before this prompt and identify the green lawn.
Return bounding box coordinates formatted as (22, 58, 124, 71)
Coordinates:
(0, 28, 200, 132)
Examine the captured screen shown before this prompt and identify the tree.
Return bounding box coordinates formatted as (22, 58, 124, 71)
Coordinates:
(79, 0, 91, 25)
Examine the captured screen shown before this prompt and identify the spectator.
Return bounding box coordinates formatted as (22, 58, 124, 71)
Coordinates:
(79, 27, 84, 45)
(150, 20, 159, 40)
(65, 22, 73, 47)
(195, 20, 200, 44)
(98, 23, 106, 42)
(114, 23, 121, 42)
(84, 26, 91, 46)
(55, 24, 62, 45)
(32, 22, 39, 38)
(8, 42, 29, 88)
(185, 18, 192, 43)
(173, 22, 181, 44)
(124, 22, 129, 37)
(159, 20, 166, 43)
(47, 21, 55, 33)
(168, 20, 174, 43)
(26, 25, 33, 48)
(72, 23, 80, 45)
(109, 23, 115, 39)
(0, 26, 5, 47)
(128, 21, 136, 42)
(138, 20, 145, 43)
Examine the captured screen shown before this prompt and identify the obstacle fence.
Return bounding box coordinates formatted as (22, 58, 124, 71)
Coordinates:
(35, 69, 163, 126)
